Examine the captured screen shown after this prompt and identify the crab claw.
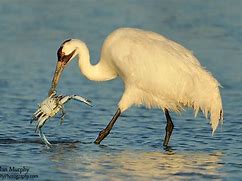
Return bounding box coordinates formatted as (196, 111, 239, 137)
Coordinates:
(39, 128, 52, 147)
(71, 95, 92, 106)
(58, 95, 92, 107)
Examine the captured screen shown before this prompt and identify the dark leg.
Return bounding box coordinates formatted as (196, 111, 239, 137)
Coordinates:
(94, 108, 121, 144)
(163, 109, 174, 147)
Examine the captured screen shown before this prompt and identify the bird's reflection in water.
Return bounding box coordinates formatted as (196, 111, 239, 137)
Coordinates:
(46, 144, 224, 180)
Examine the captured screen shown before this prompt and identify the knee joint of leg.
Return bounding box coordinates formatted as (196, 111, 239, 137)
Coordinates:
(166, 121, 174, 131)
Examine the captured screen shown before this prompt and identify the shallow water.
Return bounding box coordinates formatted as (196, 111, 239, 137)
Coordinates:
(0, 0, 242, 180)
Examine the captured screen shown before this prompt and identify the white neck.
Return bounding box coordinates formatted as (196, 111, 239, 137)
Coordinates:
(75, 41, 117, 81)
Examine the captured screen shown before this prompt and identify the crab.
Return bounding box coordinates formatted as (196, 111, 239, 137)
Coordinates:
(31, 92, 91, 147)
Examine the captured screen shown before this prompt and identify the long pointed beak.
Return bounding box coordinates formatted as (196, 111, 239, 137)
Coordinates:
(48, 61, 65, 96)
(48, 49, 75, 96)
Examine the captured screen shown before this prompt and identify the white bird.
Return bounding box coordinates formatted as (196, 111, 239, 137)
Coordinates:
(48, 28, 223, 147)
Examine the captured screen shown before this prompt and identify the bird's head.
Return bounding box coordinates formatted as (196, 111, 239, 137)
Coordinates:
(48, 39, 78, 96)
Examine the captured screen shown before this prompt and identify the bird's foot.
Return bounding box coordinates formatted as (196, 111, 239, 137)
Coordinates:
(94, 129, 110, 144)
(163, 145, 172, 151)
(163, 145, 175, 155)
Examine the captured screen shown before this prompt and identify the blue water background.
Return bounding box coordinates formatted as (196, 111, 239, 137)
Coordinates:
(0, 0, 242, 180)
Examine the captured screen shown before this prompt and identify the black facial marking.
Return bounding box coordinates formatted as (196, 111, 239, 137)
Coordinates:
(57, 39, 72, 61)
(57, 50, 75, 65)
(57, 46, 63, 60)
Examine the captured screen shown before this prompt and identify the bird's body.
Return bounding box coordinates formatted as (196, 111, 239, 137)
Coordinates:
(49, 28, 223, 146)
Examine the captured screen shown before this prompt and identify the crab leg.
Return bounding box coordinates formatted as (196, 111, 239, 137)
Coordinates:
(31, 110, 44, 124)
(60, 108, 65, 125)
(34, 109, 43, 118)
(35, 114, 49, 132)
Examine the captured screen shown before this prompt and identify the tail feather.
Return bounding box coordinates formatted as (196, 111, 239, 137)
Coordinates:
(193, 90, 223, 134)
(191, 67, 223, 134)
(211, 104, 223, 135)
(209, 88, 223, 135)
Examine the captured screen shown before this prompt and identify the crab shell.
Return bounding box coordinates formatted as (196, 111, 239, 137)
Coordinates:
(32, 96, 62, 131)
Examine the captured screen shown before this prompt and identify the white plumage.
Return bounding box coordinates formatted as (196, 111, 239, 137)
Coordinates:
(50, 28, 223, 142)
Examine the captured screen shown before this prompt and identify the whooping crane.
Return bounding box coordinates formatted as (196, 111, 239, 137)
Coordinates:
(48, 28, 223, 147)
